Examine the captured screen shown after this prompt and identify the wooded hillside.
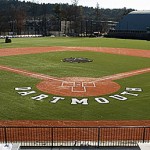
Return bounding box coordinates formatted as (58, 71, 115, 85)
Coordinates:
(0, 0, 134, 35)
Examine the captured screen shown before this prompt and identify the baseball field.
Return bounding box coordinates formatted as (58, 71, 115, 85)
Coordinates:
(0, 37, 150, 126)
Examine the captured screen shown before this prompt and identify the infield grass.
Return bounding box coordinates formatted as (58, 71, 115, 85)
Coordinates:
(0, 51, 150, 77)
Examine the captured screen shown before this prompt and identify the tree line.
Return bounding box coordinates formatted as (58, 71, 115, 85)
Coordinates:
(0, 0, 134, 36)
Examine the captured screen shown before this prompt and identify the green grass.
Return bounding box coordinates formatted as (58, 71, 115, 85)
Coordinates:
(0, 37, 150, 50)
(0, 37, 150, 120)
(0, 51, 149, 78)
(0, 50, 150, 120)
(0, 70, 150, 120)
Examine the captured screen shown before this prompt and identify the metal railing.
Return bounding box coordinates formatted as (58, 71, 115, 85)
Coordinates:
(0, 126, 150, 147)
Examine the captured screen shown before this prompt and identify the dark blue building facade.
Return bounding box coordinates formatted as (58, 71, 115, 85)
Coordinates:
(116, 11, 150, 31)
(108, 10, 150, 40)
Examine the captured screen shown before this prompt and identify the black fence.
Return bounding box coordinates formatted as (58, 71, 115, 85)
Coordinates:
(0, 126, 150, 147)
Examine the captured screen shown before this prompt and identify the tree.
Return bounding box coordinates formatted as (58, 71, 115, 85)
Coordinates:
(71, 0, 78, 6)
(53, 4, 62, 20)
(0, 10, 10, 34)
(95, 2, 101, 21)
(0, 0, 135, 36)
(16, 8, 26, 34)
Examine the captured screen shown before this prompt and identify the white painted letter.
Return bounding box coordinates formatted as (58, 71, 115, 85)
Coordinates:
(126, 87, 142, 92)
(121, 91, 138, 96)
(51, 97, 65, 103)
(95, 97, 109, 104)
(18, 91, 36, 96)
(32, 94, 48, 101)
(71, 98, 88, 105)
(109, 95, 127, 101)
(15, 87, 32, 91)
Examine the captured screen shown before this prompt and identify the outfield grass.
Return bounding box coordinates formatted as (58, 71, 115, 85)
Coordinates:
(0, 37, 150, 50)
(0, 37, 150, 120)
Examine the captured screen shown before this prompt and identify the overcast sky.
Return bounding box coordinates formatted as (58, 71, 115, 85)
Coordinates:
(21, 0, 150, 10)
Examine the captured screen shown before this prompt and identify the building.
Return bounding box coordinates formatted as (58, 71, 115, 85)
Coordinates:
(108, 10, 150, 40)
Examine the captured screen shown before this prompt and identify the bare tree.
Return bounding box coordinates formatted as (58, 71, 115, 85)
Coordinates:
(71, 0, 78, 6)
(95, 2, 101, 21)
(15, 7, 26, 34)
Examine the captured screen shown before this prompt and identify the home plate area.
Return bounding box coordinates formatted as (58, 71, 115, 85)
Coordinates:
(36, 77, 120, 97)
(61, 81, 95, 92)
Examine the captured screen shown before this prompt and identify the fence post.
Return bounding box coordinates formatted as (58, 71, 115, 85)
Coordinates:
(4, 127, 8, 144)
(97, 127, 100, 147)
(51, 127, 53, 147)
(142, 127, 146, 143)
